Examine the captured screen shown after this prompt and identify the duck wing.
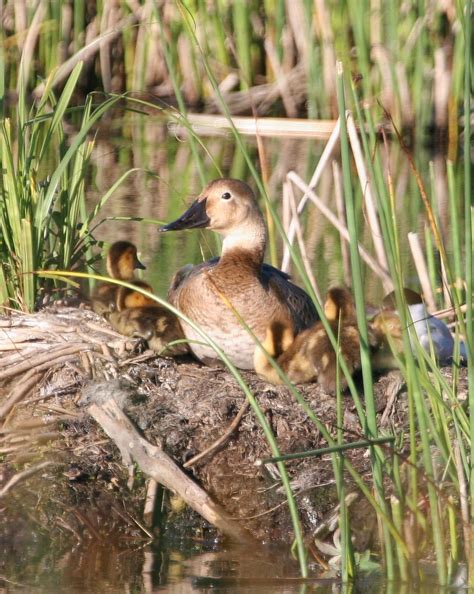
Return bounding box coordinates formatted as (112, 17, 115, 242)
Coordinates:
(262, 265, 318, 333)
(168, 258, 318, 333)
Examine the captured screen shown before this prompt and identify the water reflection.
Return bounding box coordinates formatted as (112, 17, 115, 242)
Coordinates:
(4, 535, 469, 593)
(2, 538, 342, 593)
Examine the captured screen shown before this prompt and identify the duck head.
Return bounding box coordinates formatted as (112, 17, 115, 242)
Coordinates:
(160, 179, 266, 253)
(106, 241, 146, 281)
(382, 287, 422, 310)
(324, 287, 356, 324)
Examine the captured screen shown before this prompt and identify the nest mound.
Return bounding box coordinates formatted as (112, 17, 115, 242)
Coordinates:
(1, 306, 463, 551)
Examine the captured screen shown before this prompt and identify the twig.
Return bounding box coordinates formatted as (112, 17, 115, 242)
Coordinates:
(346, 111, 390, 281)
(178, 113, 336, 139)
(283, 181, 322, 304)
(0, 344, 91, 381)
(281, 119, 341, 271)
(183, 400, 250, 468)
(0, 371, 45, 421)
(0, 461, 54, 498)
(288, 172, 392, 286)
(0, 352, 84, 420)
(407, 232, 437, 311)
(143, 479, 159, 527)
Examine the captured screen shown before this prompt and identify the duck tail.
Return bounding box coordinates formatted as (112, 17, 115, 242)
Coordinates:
(254, 321, 294, 384)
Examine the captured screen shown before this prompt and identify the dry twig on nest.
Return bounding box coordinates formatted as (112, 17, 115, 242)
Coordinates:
(81, 381, 255, 544)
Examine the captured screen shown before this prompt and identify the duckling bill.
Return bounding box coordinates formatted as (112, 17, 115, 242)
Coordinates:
(160, 178, 318, 369)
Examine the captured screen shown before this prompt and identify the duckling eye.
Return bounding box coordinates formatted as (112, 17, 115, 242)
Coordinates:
(221, 191, 231, 200)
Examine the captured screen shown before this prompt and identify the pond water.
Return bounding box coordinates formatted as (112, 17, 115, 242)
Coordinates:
(2, 535, 466, 593)
(2, 538, 339, 593)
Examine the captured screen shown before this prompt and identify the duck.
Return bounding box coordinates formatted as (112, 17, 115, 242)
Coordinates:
(108, 292, 188, 356)
(159, 178, 318, 369)
(254, 287, 364, 393)
(91, 241, 146, 316)
(370, 290, 466, 367)
(109, 274, 187, 356)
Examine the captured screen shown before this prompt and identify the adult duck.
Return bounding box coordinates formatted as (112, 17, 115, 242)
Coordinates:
(160, 178, 318, 369)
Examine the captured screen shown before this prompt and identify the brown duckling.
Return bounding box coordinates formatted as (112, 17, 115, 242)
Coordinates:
(254, 287, 364, 393)
(115, 280, 155, 310)
(108, 285, 188, 357)
(91, 241, 146, 316)
(370, 290, 462, 367)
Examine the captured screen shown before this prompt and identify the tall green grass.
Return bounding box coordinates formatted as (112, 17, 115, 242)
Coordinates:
(0, 62, 127, 311)
(0, 0, 467, 130)
(118, 5, 473, 586)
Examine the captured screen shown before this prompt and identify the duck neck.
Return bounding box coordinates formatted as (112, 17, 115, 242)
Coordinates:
(220, 224, 266, 270)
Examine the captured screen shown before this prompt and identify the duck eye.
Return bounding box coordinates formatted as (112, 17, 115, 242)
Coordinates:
(221, 191, 231, 200)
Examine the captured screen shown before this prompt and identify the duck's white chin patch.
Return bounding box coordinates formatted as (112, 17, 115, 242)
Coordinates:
(221, 226, 266, 254)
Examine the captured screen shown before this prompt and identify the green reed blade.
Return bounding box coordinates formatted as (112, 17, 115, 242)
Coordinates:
(36, 61, 83, 163)
(462, 0, 474, 525)
(337, 62, 396, 579)
(232, 0, 252, 89)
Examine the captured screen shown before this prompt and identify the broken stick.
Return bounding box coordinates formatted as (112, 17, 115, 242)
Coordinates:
(81, 382, 255, 544)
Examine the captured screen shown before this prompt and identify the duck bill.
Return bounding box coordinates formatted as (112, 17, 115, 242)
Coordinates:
(160, 199, 210, 232)
(134, 255, 146, 270)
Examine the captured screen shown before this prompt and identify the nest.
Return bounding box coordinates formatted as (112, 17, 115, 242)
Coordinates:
(0, 305, 437, 550)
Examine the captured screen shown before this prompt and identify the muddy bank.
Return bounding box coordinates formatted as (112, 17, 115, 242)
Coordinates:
(1, 306, 465, 558)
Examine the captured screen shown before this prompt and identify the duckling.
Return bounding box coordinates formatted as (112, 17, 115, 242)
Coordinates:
(370, 291, 465, 367)
(254, 287, 363, 393)
(160, 179, 318, 369)
(91, 241, 146, 316)
(108, 285, 188, 356)
(115, 280, 155, 310)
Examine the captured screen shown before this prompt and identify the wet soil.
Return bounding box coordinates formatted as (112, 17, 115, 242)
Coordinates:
(0, 306, 467, 567)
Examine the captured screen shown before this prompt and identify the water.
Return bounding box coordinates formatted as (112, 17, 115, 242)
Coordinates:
(2, 534, 342, 593)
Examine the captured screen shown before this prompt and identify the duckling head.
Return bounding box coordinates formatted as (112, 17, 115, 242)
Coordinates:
(107, 241, 145, 281)
(324, 287, 356, 324)
(160, 179, 266, 253)
(382, 287, 422, 310)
